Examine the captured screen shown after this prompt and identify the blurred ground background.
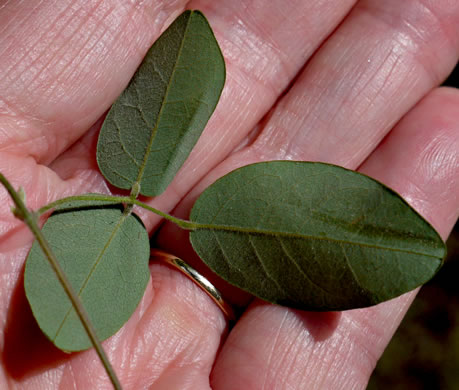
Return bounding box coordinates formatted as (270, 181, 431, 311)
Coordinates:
(368, 64, 459, 389)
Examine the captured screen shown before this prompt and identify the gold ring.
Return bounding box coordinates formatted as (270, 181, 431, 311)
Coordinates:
(150, 249, 236, 322)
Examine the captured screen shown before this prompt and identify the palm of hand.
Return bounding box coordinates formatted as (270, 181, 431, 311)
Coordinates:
(0, 1, 458, 389)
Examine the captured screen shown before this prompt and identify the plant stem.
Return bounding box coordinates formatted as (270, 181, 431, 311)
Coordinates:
(38, 194, 199, 230)
(0, 174, 122, 390)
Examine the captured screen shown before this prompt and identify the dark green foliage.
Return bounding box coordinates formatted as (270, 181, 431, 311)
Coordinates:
(96, 10, 225, 196)
(189, 161, 446, 310)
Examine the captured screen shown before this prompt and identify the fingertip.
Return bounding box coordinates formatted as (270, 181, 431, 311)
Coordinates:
(359, 86, 459, 239)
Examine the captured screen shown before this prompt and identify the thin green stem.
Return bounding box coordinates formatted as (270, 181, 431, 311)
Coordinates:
(37, 194, 198, 230)
(0, 174, 122, 390)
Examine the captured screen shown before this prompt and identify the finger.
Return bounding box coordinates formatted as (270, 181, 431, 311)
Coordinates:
(103, 262, 227, 389)
(210, 87, 459, 390)
(358, 87, 459, 237)
(244, 0, 459, 168)
(0, 0, 355, 166)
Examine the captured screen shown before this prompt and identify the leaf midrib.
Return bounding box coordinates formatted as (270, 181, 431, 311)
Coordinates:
(192, 222, 443, 259)
(53, 211, 129, 341)
(134, 11, 194, 189)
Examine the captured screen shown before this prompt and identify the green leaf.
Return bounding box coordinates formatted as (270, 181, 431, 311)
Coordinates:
(24, 202, 150, 351)
(189, 161, 446, 311)
(96, 10, 225, 196)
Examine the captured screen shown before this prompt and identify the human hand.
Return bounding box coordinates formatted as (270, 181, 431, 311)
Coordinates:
(0, 1, 458, 389)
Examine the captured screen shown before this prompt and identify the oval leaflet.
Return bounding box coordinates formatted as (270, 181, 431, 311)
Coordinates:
(96, 10, 225, 197)
(189, 161, 446, 310)
(24, 203, 150, 351)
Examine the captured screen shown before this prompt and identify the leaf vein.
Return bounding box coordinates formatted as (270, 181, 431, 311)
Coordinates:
(54, 212, 129, 340)
(276, 236, 334, 297)
(194, 223, 440, 259)
(248, 235, 284, 293)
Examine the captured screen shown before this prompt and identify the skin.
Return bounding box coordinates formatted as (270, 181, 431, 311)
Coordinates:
(0, 0, 458, 388)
